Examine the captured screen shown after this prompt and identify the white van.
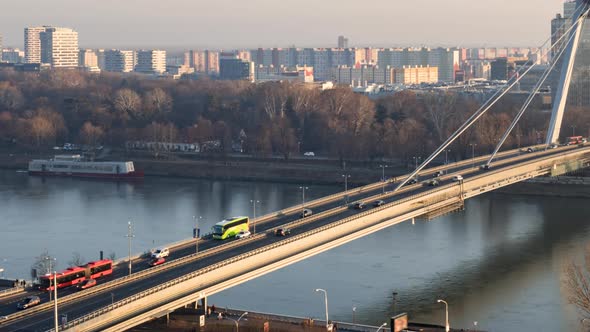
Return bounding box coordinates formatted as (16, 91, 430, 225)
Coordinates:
(151, 247, 170, 259)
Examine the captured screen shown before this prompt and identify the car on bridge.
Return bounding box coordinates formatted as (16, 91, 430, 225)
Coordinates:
(405, 178, 418, 186)
(433, 171, 444, 178)
(77, 278, 97, 290)
(427, 179, 440, 186)
(151, 247, 170, 259)
(452, 175, 463, 182)
(17, 296, 41, 310)
(236, 230, 251, 239)
(373, 200, 385, 207)
(353, 201, 366, 209)
(301, 209, 313, 217)
(275, 228, 291, 236)
(148, 257, 166, 267)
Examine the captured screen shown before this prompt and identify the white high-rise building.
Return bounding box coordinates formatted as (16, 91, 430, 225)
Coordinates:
(40, 27, 79, 68)
(104, 49, 135, 72)
(24, 26, 46, 63)
(135, 50, 166, 74)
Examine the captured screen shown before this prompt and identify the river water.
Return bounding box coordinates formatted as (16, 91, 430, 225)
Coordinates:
(1, 169, 588, 331)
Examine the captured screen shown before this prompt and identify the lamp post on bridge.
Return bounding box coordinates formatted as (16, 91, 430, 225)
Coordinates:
(469, 144, 477, 169)
(125, 220, 134, 276)
(379, 165, 388, 194)
(45, 256, 56, 301)
(342, 175, 350, 204)
(299, 186, 308, 217)
(250, 200, 260, 234)
(571, 125, 576, 137)
(53, 271, 58, 332)
(193, 216, 202, 254)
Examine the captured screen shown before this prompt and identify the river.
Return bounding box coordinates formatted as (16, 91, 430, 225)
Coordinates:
(0, 169, 588, 331)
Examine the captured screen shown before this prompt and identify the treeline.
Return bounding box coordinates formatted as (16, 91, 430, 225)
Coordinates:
(0, 69, 588, 162)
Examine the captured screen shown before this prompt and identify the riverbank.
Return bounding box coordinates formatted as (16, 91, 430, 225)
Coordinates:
(0, 149, 408, 185)
(497, 175, 590, 198)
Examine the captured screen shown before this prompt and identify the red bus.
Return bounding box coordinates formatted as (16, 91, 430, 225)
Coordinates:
(566, 136, 585, 145)
(85, 259, 113, 279)
(39, 266, 86, 291)
(39, 259, 113, 291)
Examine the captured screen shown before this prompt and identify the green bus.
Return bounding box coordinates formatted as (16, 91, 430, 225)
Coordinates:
(212, 216, 249, 240)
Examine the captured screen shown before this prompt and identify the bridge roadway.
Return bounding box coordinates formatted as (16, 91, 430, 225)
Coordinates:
(1, 145, 588, 331)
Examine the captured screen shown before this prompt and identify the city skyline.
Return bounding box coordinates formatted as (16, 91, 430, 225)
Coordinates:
(0, 0, 566, 49)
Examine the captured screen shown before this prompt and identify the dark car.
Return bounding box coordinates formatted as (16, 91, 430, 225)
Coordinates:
(428, 179, 440, 186)
(353, 202, 366, 209)
(433, 171, 444, 178)
(77, 278, 97, 290)
(148, 257, 166, 267)
(373, 200, 385, 207)
(301, 208, 313, 218)
(275, 228, 291, 236)
(17, 296, 41, 310)
(480, 164, 491, 171)
(526, 147, 534, 153)
(406, 178, 418, 185)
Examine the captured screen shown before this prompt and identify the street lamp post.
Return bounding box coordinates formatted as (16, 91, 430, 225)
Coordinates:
(470, 144, 477, 169)
(250, 200, 260, 234)
(226, 312, 248, 332)
(45, 257, 56, 301)
(110, 293, 114, 306)
(379, 165, 388, 194)
(299, 186, 308, 217)
(315, 288, 329, 331)
(392, 291, 398, 316)
(341, 175, 350, 204)
(125, 221, 134, 276)
(352, 306, 356, 324)
(376, 322, 387, 332)
(572, 125, 576, 137)
(53, 271, 58, 332)
(445, 149, 451, 166)
(193, 216, 202, 254)
(437, 299, 450, 332)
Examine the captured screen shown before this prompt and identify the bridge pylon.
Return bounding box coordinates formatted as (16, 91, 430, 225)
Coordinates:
(546, 0, 589, 144)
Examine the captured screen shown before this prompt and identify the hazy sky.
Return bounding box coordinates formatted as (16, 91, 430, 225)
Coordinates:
(0, 0, 568, 50)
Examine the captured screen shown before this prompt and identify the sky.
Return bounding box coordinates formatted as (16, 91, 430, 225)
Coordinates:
(0, 0, 569, 50)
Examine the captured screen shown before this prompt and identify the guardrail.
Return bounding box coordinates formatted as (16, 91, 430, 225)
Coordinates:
(0, 286, 24, 298)
(43, 146, 590, 331)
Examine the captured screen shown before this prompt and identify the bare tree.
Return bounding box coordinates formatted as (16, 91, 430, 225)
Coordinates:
(30, 250, 57, 280)
(29, 115, 56, 148)
(144, 88, 172, 117)
(68, 252, 86, 267)
(114, 88, 142, 120)
(565, 247, 590, 319)
(0, 82, 24, 111)
(79, 122, 104, 147)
